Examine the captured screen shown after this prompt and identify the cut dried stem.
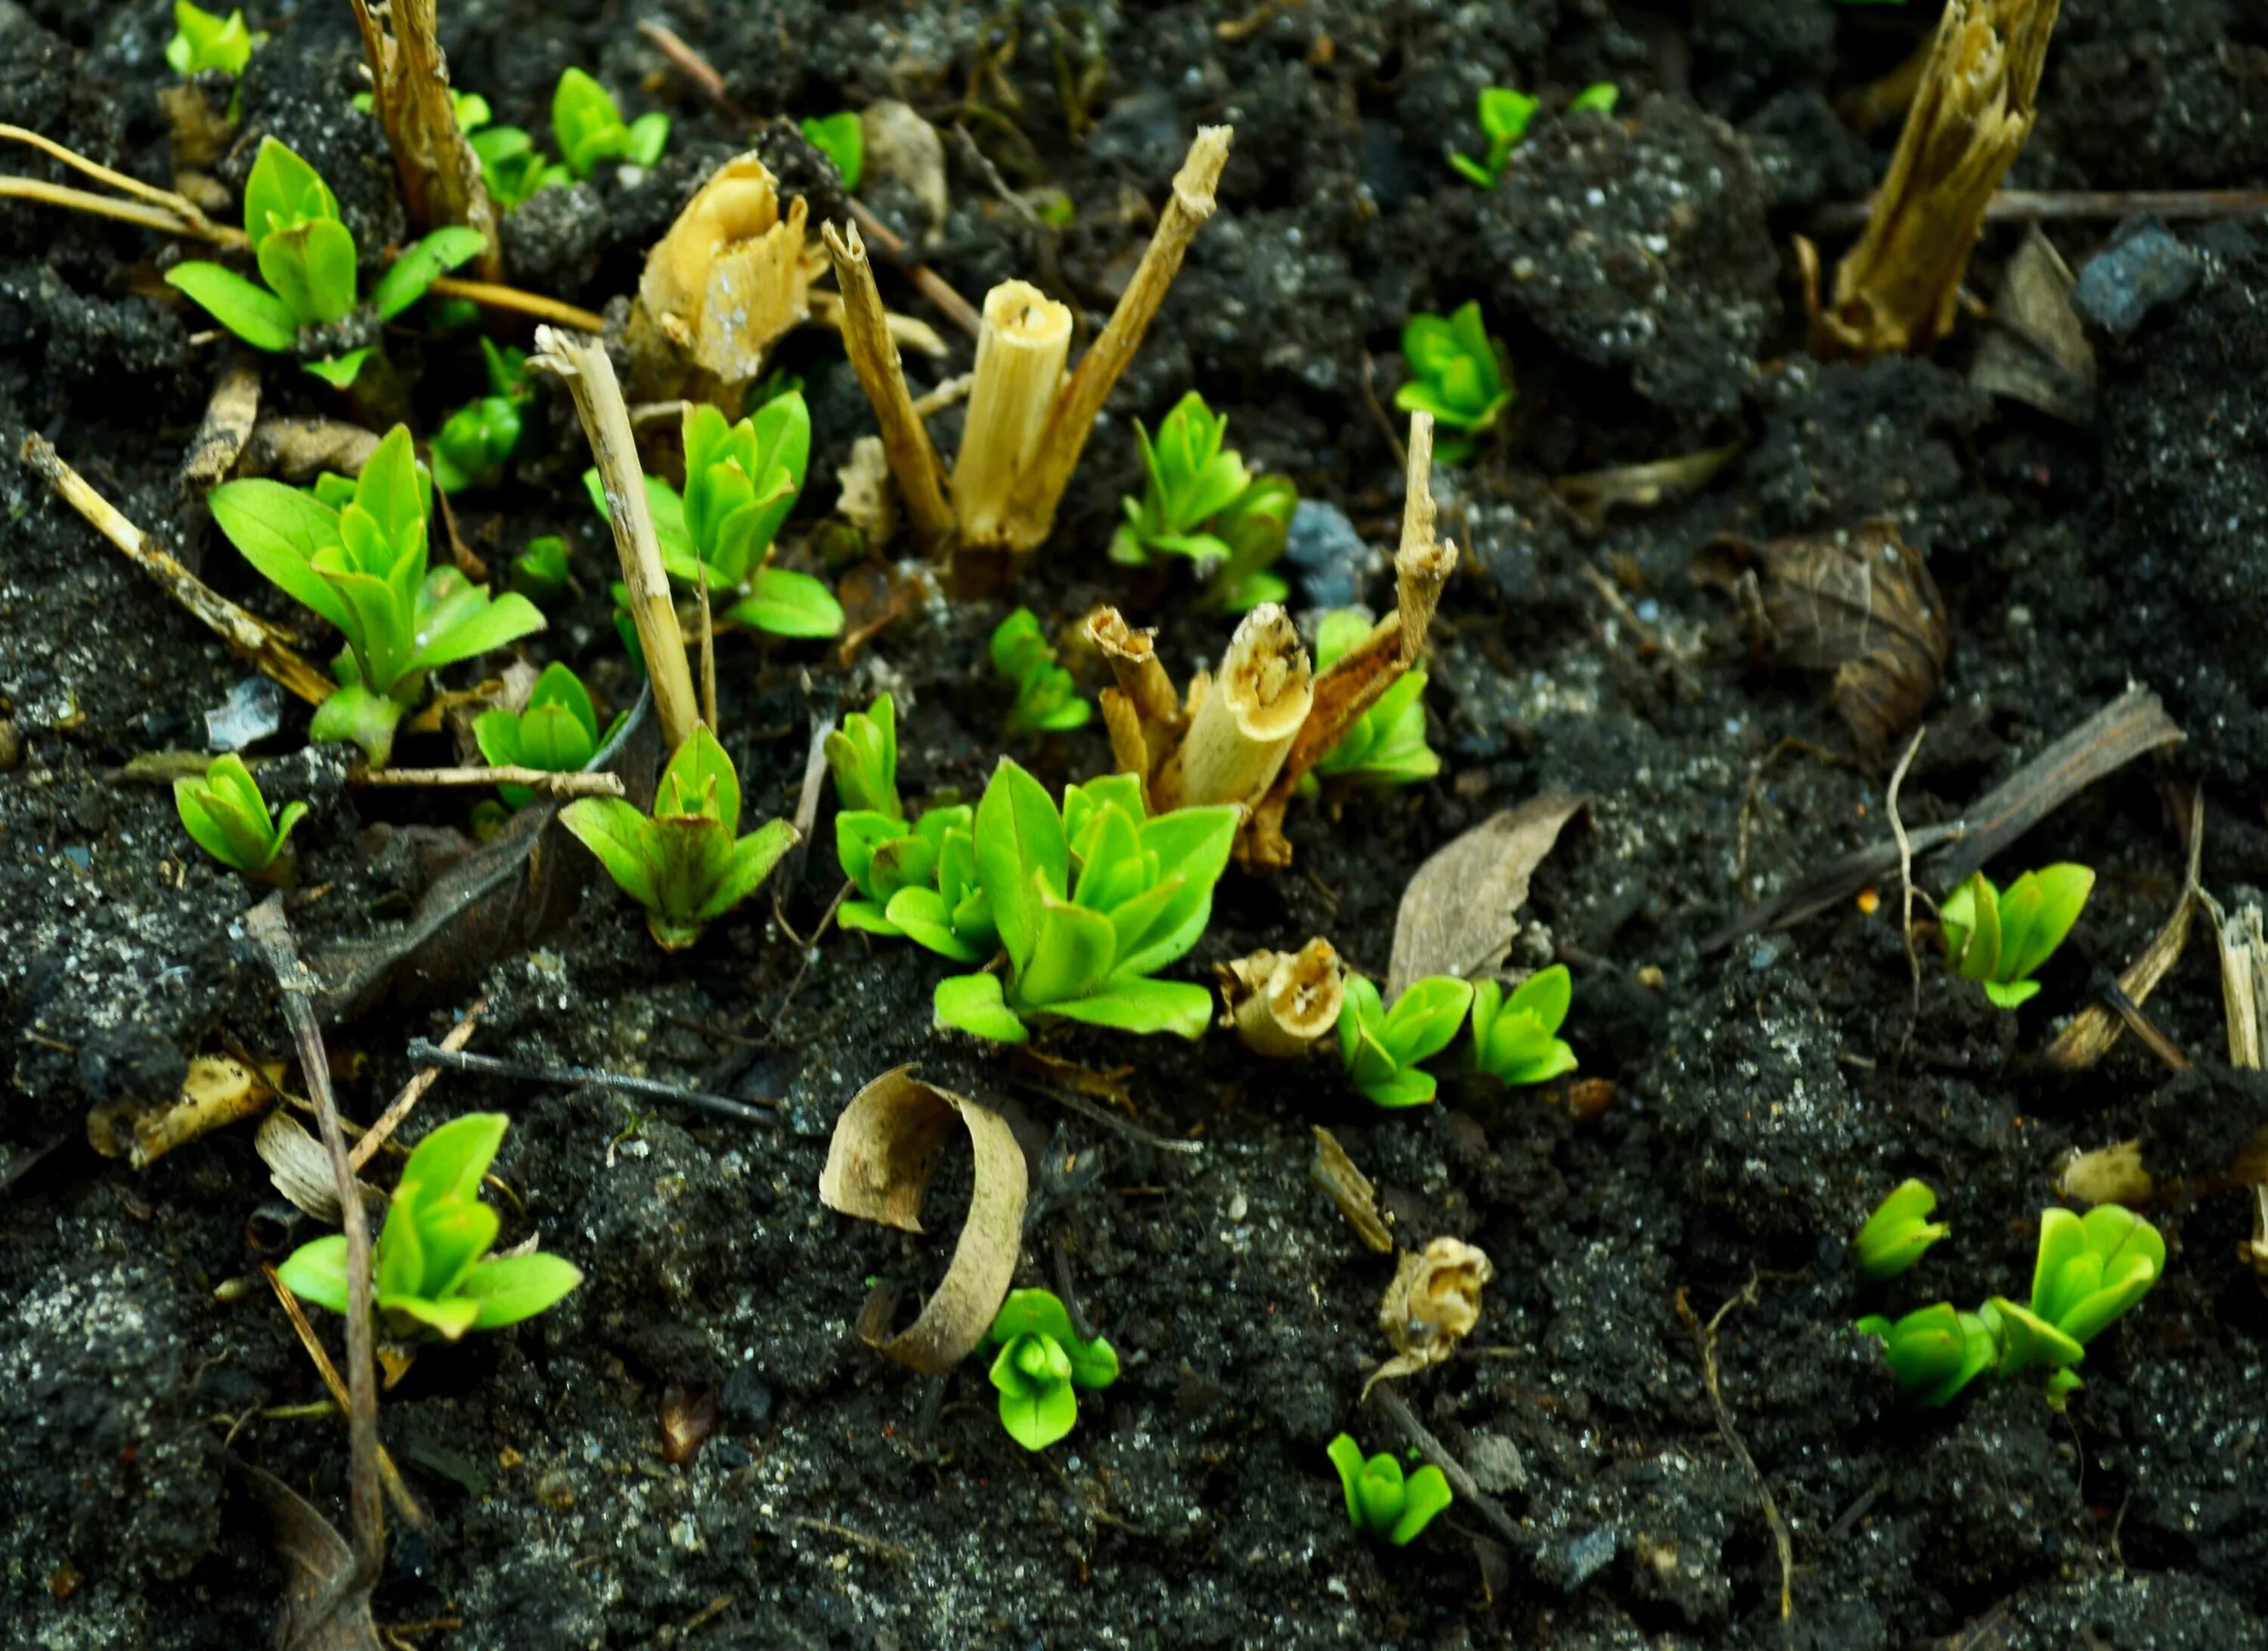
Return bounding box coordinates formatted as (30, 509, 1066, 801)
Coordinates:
(1089, 609, 1186, 779)
(423, 275, 603, 333)
(1156, 605, 1313, 810)
(953, 279, 1074, 549)
(350, 999, 486, 1172)
(0, 122, 246, 246)
(346, 766, 627, 798)
(1221, 940, 1345, 1059)
(821, 221, 954, 556)
(346, 0, 500, 278)
(627, 153, 814, 404)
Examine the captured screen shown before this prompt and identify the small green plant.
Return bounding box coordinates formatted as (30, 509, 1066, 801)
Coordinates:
(1940, 863, 2094, 1008)
(585, 397, 841, 640)
(1111, 392, 1298, 612)
(166, 0, 262, 76)
(1306, 610, 1440, 788)
(1467, 965, 1577, 1087)
(824, 692, 902, 820)
(1853, 1303, 2000, 1408)
(1326, 1435, 1453, 1545)
(553, 67, 669, 179)
(985, 1289, 1119, 1451)
(1393, 302, 1514, 464)
(473, 662, 617, 807)
(207, 426, 545, 764)
(1338, 974, 1474, 1108)
(167, 138, 484, 386)
(510, 534, 572, 602)
(174, 754, 306, 878)
(824, 695, 1002, 960)
(799, 111, 865, 190)
(1854, 1179, 1947, 1281)
(990, 609, 1091, 736)
(278, 1113, 582, 1342)
(560, 726, 798, 950)
(430, 337, 535, 494)
(1448, 86, 1539, 187)
(452, 92, 572, 210)
(1569, 82, 1620, 115)
(933, 765, 1238, 1043)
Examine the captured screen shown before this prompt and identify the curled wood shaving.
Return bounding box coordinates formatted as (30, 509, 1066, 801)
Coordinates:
(1365, 1236, 1492, 1398)
(1387, 792, 1585, 1000)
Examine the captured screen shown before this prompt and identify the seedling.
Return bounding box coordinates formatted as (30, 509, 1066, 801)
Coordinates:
(559, 726, 798, 949)
(840, 804, 999, 961)
(430, 337, 535, 494)
(452, 92, 571, 210)
(473, 662, 617, 807)
(206, 426, 546, 764)
(1854, 1179, 1947, 1281)
(932, 763, 1238, 1043)
(1393, 302, 1514, 463)
(175, 754, 305, 879)
(990, 609, 1092, 736)
(1306, 609, 1440, 788)
(277, 1112, 582, 1343)
(1569, 82, 1620, 115)
(166, 138, 485, 386)
(510, 534, 571, 602)
(1854, 1302, 1999, 1408)
(553, 67, 669, 178)
(1339, 974, 1476, 1107)
(1939, 863, 2093, 1008)
(1326, 1434, 1453, 1544)
(1448, 86, 1539, 187)
(824, 692, 902, 820)
(799, 111, 864, 190)
(1111, 391, 1297, 612)
(986, 1288, 1118, 1451)
(1467, 965, 1578, 1087)
(166, 0, 262, 76)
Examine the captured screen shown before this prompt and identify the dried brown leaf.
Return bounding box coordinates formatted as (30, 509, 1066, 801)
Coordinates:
(237, 1464, 381, 1651)
(1969, 226, 2096, 423)
(2044, 789, 2203, 1070)
(1387, 793, 1586, 1000)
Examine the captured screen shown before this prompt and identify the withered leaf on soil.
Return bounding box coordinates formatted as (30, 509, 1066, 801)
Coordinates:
(1969, 225, 2096, 425)
(238, 1464, 380, 1651)
(2043, 788, 2202, 1071)
(1691, 520, 1949, 751)
(819, 1066, 1029, 1375)
(1387, 792, 1585, 1000)
(1365, 1236, 1493, 1398)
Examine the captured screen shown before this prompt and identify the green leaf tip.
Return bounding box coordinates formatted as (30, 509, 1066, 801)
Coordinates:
(1854, 1178, 1948, 1281)
(1327, 1433, 1453, 1544)
(985, 1289, 1117, 1450)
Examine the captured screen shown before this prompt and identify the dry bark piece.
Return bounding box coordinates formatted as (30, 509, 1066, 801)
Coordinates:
(818, 1067, 1030, 1375)
(1691, 521, 1950, 751)
(1969, 226, 2096, 423)
(1365, 1237, 1493, 1397)
(1221, 940, 1346, 1059)
(2043, 790, 2203, 1070)
(180, 358, 262, 492)
(1309, 1126, 1393, 1254)
(1387, 792, 1586, 1001)
(346, 0, 499, 280)
(87, 1054, 280, 1169)
(240, 418, 383, 482)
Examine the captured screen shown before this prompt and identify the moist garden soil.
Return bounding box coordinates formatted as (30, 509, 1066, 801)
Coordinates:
(5, 1, 2268, 1646)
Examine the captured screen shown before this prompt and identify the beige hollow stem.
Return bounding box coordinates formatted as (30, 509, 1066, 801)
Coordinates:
(950, 280, 1073, 547)
(628, 155, 814, 405)
(1156, 605, 1313, 812)
(823, 221, 955, 555)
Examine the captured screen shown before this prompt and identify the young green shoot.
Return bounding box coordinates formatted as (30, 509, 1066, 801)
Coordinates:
(473, 662, 617, 807)
(932, 764, 1238, 1044)
(799, 111, 865, 190)
(175, 754, 306, 879)
(453, 92, 572, 210)
(1569, 82, 1620, 115)
(1854, 1179, 1947, 1281)
(277, 1113, 582, 1343)
(984, 1289, 1118, 1451)
(510, 534, 572, 602)
(1339, 974, 1476, 1107)
(1940, 863, 2094, 1008)
(560, 726, 798, 950)
(825, 692, 902, 820)
(1448, 87, 1539, 187)
(1306, 609, 1441, 788)
(1326, 1434, 1453, 1544)
(206, 426, 546, 764)
(1111, 391, 1298, 611)
(1467, 964, 1577, 1087)
(166, 0, 263, 77)
(166, 138, 484, 386)
(1853, 1303, 1999, 1408)
(1393, 302, 1514, 463)
(430, 337, 536, 495)
(990, 609, 1091, 737)
(553, 67, 670, 179)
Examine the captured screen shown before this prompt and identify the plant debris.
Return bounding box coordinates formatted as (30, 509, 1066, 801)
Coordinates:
(1387, 794, 1585, 1000)
(1366, 1237, 1492, 1395)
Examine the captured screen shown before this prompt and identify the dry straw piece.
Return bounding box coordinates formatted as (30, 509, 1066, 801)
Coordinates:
(347, 0, 500, 279)
(1220, 940, 1346, 1060)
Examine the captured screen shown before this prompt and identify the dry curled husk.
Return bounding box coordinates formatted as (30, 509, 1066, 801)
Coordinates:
(1365, 1236, 1493, 1397)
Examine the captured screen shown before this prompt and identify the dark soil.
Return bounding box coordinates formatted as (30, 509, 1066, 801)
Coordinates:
(5, 1, 2268, 1647)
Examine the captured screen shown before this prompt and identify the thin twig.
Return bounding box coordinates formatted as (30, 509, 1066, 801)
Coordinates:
(2099, 981, 2189, 1073)
(1888, 724, 1926, 1038)
(346, 765, 626, 797)
(0, 176, 240, 242)
(401, 1042, 776, 1126)
(1676, 1274, 1793, 1625)
(259, 1264, 427, 1529)
(422, 275, 601, 331)
(1005, 1079, 1205, 1155)
(351, 999, 488, 1171)
(821, 221, 956, 556)
(1363, 1384, 1528, 1552)
(0, 122, 244, 245)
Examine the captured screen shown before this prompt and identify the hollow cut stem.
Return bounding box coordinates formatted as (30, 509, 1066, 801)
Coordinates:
(822, 221, 955, 556)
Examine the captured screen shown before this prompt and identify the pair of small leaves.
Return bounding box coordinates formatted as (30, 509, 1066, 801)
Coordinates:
(985, 1289, 1119, 1452)
(990, 609, 1091, 736)
(1325, 1435, 1454, 1545)
(473, 661, 609, 807)
(799, 111, 865, 190)
(553, 67, 670, 178)
(560, 727, 799, 949)
(1467, 964, 1578, 1086)
(175, 754, 305, 876)
(431, 338, 534, 494)
(838, 806, 997, 962)
(457, 93, 573, 209)
(1855, 1303, 2000, 1408)
(825, 693, 901, 819)
(1340, 974, 1476, 1107)
(1941, 863, 2095, 1008)
(1448, 85, 1540, 186)
(511, 535, 572, 602)
(1854, 1179, 1948, 1282)
(1309, 610, 1442, 787)
(166, 0, 262, 77)
(1394, 302, 1514, 459)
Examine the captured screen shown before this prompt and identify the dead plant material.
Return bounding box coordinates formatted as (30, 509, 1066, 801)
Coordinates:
(818, 1067, 1029, 1374)
(23, 433, 334, 707)
(237, 1465, 383, 1651)
(1387, 793, 1586, 1001)
(180, 358, 262, 492)
(2205, 898, 2268, 1070)
(345, 0, 500, 280)
(821, 221, 953, 556)
(1157, 606, 1313, 810)
(0, 122, 246, 248)
(351, 999, 486, 1171)
(1552, 443, 1741, 528)
(1969, 226, 2096, 424)
(835, 435, 900, 551)
(1220, 940, 1345, 1059)
(257, 1110, 381, 1226)
(347, 765, 627, 799)
(421, 274, 604, 333)
(2043, 789, 2203, 1070)
(2238, 1185, 2268, 1285)
(1814, 0, 2063, 358)
(1365, 1236, 1492, 1396)
(2056, 1141, 2155, 1208)
(86, 1053, 280, 1169)
(259, 1262, 426, 1533)
(1309, 1126, 1393, 1253)
(241, 418, 382, 482)
(1691, 521, 1949, 752)
(660, 1383, 719, 1466)
(402, 1042, 772, 1126)
(1677, 1274, 1794, 1623)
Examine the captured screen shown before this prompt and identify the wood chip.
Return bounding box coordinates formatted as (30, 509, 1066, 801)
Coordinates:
(1387, 792, 1585, 999)
(1309, 1126, 1393, 1253)
(2043, 788, 2203, 1070)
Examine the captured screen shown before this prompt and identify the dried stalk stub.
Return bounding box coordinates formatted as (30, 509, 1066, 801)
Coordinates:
(951, 280, 1073, 547)
(1366, 1237, 1493, 1396)
(629, 155, 814, 407)
(1157, 605, 1313, 811)
(349, 0, 500, 278)
(1220, 939, 1346, 1059)
(1818, 0, 2062, 358)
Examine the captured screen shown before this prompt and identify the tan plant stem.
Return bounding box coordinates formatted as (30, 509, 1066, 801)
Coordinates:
(1088, 609, 1185, 782)
(345, 766, 627, 798)
(423, 275, 603, 332)
(953, 280, 1074, 548)
(0, 176, 243, 245)
(21, 433, 334, 706)
(1221, 940, 1344, 1058)
(258, 1264, 426, 1529)
(821, 221, 955, 556)
(349, 998, 488, 1172)
(806, 289, 950, 358)
(346, 0, 501, 279)
(999, 125, 1232, 551)
(529, 328, 701, 754)
(1155, 606, 1313, 810)
(0, 123, 246, 246)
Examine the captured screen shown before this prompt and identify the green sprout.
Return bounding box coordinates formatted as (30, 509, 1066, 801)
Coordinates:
(277, 1113, 583, 1343)
(1854, 1179, 1947, 1281)
(452, 91, 572, 210)
(174, 754, 306, 879)
(799, 111, 865, 190)
(933, 764, 1238, 1044)
(510, 534, 572, 602)
(207, 426, 545, 764)
(1940, 863, 2095, 1008)
(990, 608, 1091, 736)
(1326, 1435, 1453, 1545)
(985, 1289, 1119, 1451)
(560, 726, 798, 950)
(1110, 392, 1298, 612)
(825, 694, 997, 959)
(1852, 1303, 2000, 1408)
(1306, 610, 1439, 788)
(553, 67, 669, 179)
(1569, 82, 1620, 115)
(824, 692, 902, 820)
(1467, 964, 1577, 1087)
(430, 337, 535, 495)
(473, 662, 618, 807)
(1448, 86, 1539, 187)
(166, 0, 263, 76)
(585, 397, 842, 640)
(166, 138, 485, 386)
(1338, 974, 1475, 1108)
(1393, 302, 1514, 464)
